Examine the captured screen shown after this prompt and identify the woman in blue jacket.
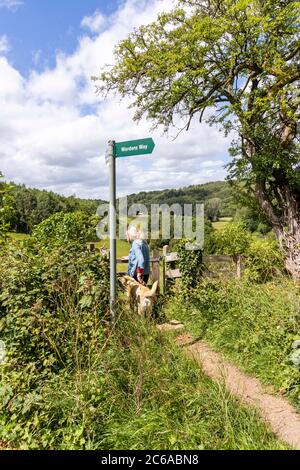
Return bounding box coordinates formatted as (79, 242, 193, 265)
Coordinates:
(126, 225, 150, 285)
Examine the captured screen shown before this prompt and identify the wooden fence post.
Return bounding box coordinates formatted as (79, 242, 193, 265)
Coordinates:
(152, 249, 160, 290)
(163, 245, 170, 256)
(162, 245, 169, 293)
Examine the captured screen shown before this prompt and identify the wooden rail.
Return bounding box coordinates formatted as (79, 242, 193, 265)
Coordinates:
(163, 245, 243, 286)
(88, 242, 243, 293)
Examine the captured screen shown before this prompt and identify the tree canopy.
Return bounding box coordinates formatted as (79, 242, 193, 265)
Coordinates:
(97, 0, 299, 137)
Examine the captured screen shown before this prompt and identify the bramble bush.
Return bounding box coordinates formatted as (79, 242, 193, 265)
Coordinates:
(29, 211, 97, 251)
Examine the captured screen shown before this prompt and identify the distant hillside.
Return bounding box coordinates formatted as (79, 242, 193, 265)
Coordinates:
(127, 181, 237, 219)
(9, 180, 237, 233)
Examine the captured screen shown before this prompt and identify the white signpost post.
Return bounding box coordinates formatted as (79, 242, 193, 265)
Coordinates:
(106, 138, 155, 323)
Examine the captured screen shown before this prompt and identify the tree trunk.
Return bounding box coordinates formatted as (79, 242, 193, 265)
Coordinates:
(279, 230, 300, 281)
(278, 184, 300, 280)
(274, 209, 300, 282)
(255, 179, 300, 281)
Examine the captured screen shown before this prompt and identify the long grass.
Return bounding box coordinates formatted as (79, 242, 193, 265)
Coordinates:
(28, 309, 286, 450)
(1, 299, 286, 449)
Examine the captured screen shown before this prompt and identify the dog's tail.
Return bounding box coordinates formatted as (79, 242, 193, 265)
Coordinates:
(145, 280, 158, 297)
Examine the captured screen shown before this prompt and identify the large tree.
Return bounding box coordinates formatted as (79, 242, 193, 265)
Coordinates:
(96, 0, 300, 278)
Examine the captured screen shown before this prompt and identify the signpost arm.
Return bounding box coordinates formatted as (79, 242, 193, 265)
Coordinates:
(108, 140, 117, 324)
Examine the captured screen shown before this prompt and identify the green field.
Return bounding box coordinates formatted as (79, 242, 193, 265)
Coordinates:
(212, 217, 232, 231)
(8, 232, 130, 257)
(96, 239, 130, 258)
(95, 239, 131, 273)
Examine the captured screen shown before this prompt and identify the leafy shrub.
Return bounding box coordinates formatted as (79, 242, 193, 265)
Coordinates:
(256, 222, 271, 235)
(214, 222, 284, 282)
(29, 211, 95, 251)
(0, 245, 110, 370)
(214, 221, 251, 259)
(203, 218, 216, 255)
(290, 341, 300, 368)
(244, 238, 285, 282)
(0, 212, 110, 447)
(234, 206, 272, 234)
(0, 212, 286, 450)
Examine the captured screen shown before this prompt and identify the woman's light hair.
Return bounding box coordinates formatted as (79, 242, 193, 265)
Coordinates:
(126, 225, 145, 242)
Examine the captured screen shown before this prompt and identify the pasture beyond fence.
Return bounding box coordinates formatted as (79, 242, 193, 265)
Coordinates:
(88, 243, 243, 292)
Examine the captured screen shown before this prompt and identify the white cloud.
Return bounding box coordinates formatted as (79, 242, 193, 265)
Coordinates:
(0, 35, 9, 54)
(81, 11, 107, 34)
(27, 62, 78, 104)
(0, 57, 23, 96)
(0, 0, 231, 200)
(0, 0, 23, 10)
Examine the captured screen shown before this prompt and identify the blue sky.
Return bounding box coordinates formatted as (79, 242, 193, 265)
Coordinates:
(1, 0, 120, 74)
(0, 0, 230, 199)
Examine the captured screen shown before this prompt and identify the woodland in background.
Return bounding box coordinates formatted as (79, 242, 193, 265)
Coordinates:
(7, 183, 103, 234)
(6, 180, 269, 236)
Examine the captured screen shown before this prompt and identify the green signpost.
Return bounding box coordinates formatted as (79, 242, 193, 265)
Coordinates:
(107, 137, 155, 323)
(114, 138, 155, 158)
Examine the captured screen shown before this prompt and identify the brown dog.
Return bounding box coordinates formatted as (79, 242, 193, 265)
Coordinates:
(120, 275, 158, 316)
